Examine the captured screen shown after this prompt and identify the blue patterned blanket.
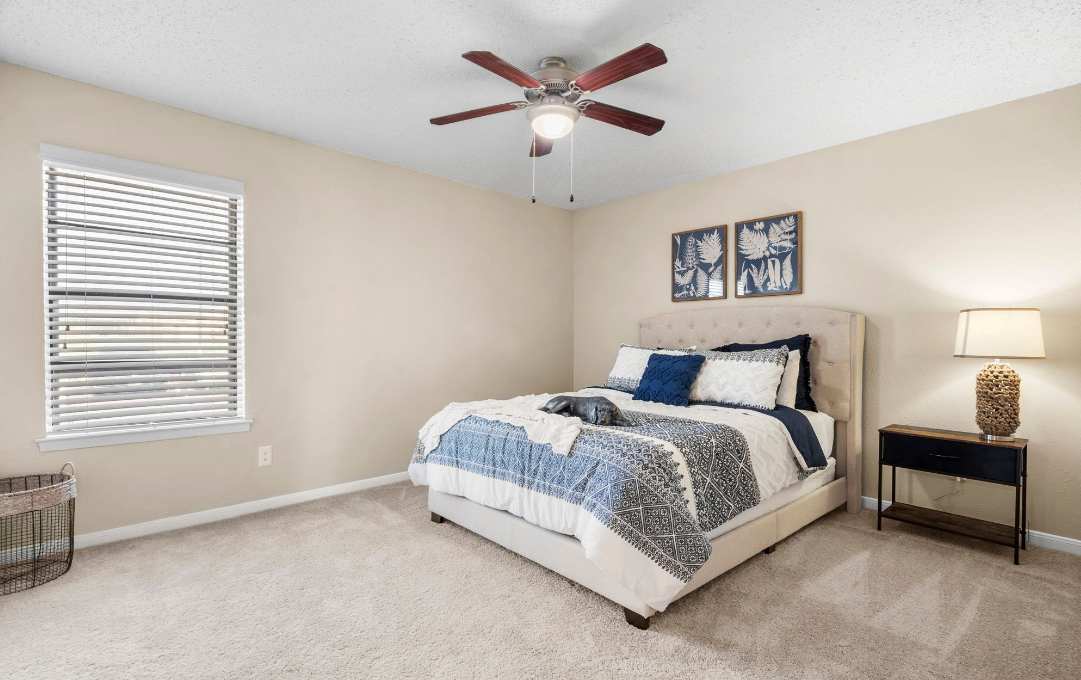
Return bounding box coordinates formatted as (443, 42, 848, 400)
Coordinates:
(411, 408, 761, 586)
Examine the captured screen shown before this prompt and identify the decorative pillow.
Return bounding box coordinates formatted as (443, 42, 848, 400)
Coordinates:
(716, 335, 817, 411)
(689, 347, 789, 409)
(632, 353, 706, 406)
(604, 344, 693, 393)
(776, 349, 800, 409)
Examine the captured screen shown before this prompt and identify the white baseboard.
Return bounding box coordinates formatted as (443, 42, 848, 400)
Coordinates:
(1, 539, 69, 567)
(63, 485, 1081, 557)
(861, 496, 1081, 557)
(75, 470, 410, 550)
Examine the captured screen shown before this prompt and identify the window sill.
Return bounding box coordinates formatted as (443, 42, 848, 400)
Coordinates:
(36, 419, 252, 452)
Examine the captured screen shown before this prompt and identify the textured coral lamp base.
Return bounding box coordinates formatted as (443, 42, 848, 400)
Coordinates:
(975, 362, 1021, 440)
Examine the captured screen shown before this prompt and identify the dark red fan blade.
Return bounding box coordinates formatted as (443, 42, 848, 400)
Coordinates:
(579, 101, 664, 135)
(571, 43, 667, 93)
(430, 102, 523, 125)
(530, 134, 553, 157)
(462, 51, 544, 89)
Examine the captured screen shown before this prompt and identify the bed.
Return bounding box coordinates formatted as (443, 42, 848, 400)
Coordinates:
(415, 306, 865, 629)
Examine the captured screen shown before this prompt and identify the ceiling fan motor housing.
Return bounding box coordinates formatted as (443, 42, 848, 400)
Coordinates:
(527, 57, 581, 102)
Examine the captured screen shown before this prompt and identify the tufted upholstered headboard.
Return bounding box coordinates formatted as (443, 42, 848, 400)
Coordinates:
(639, 306, 866, 513)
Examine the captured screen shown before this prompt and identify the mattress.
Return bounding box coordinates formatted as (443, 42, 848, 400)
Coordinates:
(704, 408, 835, 541)
(705, 456, 836, 540)
(800, 409, 835, 459)
(700, 402, 843, 540)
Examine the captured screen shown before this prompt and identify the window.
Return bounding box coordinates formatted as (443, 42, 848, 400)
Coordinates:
(37, 145, 249, 451)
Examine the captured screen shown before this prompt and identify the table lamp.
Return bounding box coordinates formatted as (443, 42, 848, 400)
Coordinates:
(954, 308, 1045, 441)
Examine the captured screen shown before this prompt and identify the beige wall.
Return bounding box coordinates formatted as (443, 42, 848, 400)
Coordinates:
(0, 62, 574, 534)
(3, 60, 1079, 544)
(574, 85, 1081, 540)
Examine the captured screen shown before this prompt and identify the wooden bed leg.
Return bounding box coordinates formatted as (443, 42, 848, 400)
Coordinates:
(623, 608, 651, 630)
(763, 544, 776, 554)
(430, 512, 445, 524)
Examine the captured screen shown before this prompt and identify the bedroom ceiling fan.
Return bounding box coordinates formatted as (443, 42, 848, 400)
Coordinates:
(430, 43, 667, 203)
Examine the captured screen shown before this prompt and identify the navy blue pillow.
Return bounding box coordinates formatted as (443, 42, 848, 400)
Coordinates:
(632, 353, 706, 407)
(715, 334, 817, 412)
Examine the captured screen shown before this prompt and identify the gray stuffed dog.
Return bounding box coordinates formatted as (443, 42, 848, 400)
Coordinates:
(542, 395, 627, 426)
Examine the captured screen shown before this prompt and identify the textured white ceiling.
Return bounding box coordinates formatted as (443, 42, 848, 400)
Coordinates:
(2, 1, 1079, 210)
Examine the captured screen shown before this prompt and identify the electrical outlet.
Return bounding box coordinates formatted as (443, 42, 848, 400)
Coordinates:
(258, 446, 272, 467)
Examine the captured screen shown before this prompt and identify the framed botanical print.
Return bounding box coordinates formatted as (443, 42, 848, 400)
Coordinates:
(672, 225, 726, 301)
(735, 211, 802, 297)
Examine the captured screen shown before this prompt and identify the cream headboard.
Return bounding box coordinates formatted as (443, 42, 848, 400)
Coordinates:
(639, 306, 866, 513)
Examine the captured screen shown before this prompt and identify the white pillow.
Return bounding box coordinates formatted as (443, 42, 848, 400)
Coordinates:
(689, 347, 789, 409)
(776, 348, 800, 409)
(604, 344, 693, 393)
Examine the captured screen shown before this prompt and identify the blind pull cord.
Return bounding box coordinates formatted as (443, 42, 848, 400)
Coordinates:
(81, 172, 89, 427)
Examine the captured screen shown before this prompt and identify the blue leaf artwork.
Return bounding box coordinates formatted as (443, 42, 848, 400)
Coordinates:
(735, 212, 802, 297)
(672, 225, 726, 301)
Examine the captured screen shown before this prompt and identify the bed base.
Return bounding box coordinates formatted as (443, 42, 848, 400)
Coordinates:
(429, 477, 847, 628)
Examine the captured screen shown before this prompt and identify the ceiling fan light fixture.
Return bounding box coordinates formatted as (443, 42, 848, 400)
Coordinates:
(528, 104, 578, 139)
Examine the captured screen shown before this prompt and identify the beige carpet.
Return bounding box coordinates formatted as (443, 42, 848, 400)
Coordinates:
(2, 482, 1079, 680)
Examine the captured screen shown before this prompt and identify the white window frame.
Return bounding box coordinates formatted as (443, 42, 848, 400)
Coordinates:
(36, 145, 250, 452)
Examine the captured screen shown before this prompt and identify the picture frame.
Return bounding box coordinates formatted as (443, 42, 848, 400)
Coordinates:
(672, 225, 727, 302)
(734, 211, 803, 297)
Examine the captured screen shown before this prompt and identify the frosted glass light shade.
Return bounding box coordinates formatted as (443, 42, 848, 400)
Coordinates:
(528, 104, 577, 139)
(954, 308, 1045, 359)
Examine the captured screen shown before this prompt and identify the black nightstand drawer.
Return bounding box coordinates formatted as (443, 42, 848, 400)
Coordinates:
(881, 433, 1020, 485)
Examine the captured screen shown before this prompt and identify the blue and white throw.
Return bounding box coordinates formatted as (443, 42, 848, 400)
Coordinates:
(410, 387, 827, 610)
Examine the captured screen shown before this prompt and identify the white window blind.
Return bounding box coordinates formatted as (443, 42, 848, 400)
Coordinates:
(39, 146, 247, 449)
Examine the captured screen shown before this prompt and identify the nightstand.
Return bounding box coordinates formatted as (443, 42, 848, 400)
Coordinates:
(878, 425, 1028, 564)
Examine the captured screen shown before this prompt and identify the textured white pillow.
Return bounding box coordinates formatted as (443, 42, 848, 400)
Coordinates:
(776, 349, 800, 409)
(689, 348, 789, 409)
(604, 344, 693, 393)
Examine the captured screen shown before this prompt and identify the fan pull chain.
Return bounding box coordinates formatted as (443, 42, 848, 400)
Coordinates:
(569, 128, 574, 204)
(531, 139, 536, 204)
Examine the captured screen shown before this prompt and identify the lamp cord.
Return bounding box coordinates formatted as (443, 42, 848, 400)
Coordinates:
(933, 477, 964, 510)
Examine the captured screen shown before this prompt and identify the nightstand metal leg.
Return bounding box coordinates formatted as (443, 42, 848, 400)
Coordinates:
(877, 435, 884, 531)
(1021, 446, 1028, 550)
(1013, 484, 1021, 565)
(877, 469, 883, 531)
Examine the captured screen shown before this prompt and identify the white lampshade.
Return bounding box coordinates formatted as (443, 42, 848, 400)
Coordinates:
(954, 308, 1045, 359)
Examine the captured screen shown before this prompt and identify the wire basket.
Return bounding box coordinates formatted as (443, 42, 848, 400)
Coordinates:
(1, 463, 77, 596)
